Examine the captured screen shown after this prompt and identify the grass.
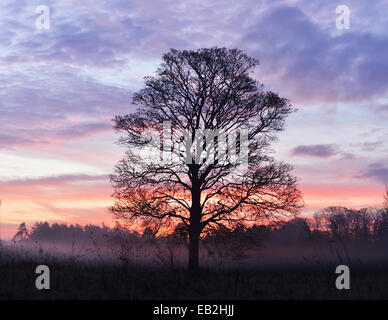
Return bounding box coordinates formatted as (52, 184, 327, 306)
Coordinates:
(1, 255, 388, 300)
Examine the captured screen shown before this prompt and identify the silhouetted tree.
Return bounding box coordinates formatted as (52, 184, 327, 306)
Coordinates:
(273, 218, 311, 242)
(13, 222, 29, 242)
(313, 207, 386, 242)
(374, 188, 388, 242)
(111, 48, 303, 270)
(204, 225, 260, 263)
(142, 227, 156, 242)
(158, 223, 188, 269)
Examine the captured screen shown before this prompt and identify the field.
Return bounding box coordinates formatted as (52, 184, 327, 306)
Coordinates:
(1, 246, 387, 300)
(2, 213, 388, 300)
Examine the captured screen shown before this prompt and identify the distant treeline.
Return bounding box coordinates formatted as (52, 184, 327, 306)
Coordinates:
(13, 206, 388, 245)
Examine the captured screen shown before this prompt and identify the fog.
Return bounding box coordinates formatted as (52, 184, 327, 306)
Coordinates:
(4, 206, 388, 270)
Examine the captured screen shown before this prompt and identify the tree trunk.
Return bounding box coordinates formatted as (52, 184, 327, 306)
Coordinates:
(188, 226, 200, 271)
(188, 182, 201, 271)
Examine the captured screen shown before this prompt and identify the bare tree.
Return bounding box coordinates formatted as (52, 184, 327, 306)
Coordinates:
(384, 186, 388, 210)
(111, 48, 303, 270)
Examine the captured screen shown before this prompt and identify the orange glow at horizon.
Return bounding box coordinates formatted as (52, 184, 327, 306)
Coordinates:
(0, 176, 385, 239)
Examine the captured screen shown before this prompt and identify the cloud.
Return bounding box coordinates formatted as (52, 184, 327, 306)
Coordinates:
(352, 141, 385, 152)
(0, 134, 39, 149)
(0, 173, 109, 186)
(356, 163, 388, 184)
(0, 67, 133, 148)
(241, 5, 388, 103)
(0, 120, 113, 149)
(291, 144, 338, 158)
(51, 122, 111, 139)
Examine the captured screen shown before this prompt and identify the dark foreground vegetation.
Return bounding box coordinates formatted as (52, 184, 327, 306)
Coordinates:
(1, 206, 388, 299)
(0, 252, 387, 300)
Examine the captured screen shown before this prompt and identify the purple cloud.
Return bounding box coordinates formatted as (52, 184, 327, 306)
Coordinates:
(0, 174, 109, 186)
(356, 163, 388, 184)
(240, 5, 388, 103)
(291, 144, 338, 158)
(0, 134, 37, 149)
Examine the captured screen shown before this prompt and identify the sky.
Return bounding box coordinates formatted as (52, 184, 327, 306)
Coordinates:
(0, 0, 387, 239)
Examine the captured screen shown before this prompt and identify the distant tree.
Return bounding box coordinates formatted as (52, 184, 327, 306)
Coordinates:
(374, 187, 388, 242)
(314, 207, 382, 242)
(314, 207, 352, 240)
(142, 227, 156, 242)
(13, 222, 29, 242)
(157, 223, 188, 269)
(374, 211, 388, 242)
(208, 225, 259, 262)
(171, 223, 188, 242)
(111, 48, 303, 270)
(274, 217, 312, 242)
(29, 221, 51, 242)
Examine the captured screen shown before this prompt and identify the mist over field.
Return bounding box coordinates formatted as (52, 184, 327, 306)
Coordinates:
(1, 205, 387, 299)
(3, 206, 388, 268)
